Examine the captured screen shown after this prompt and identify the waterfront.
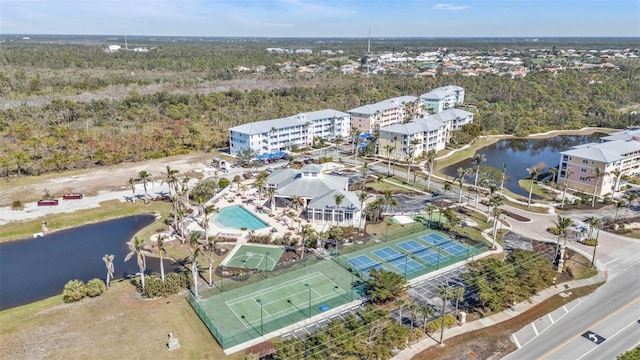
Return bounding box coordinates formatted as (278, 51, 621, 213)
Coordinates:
(0, 215, 180, 310)
(441, 133, 604, 197)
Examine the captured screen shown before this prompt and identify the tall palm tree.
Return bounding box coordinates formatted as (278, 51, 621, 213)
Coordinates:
(499, 163, 508, 195)
(289, 195, 304, 212)
(549, 167, 558, 184)
(561, 167, 574, 208)
(406, 138, 421, 183)
(188, 232, 203, 298)
(451, 286, 465, 323)
(395, 298, 408, 324)
(162, 165, 180, 197)
(206, 235, 217, 286)
(384, 144, 394, 176)
(426, 205, 437, 228)
(443, 181, 452, 199)
(437, 285, 450, 344)
(137, 170, 152, 204)
(471, 153, 486, 190)
(588, 167, 604, 207)
(456, 167, 472, 203)
(254, 177, 265, 201)
(419, 304, 434, 334)
(128, 177, 137, 197)
(407, 302, 419, 332)
(102, 254, 115, 289)
(156, 234, 168, 282)
(267, 187, 276, 214)
(526, 166, 542, 207)
(300, 224, 316, 259)
(125, 236, 151, 290)
(610, 168, 622, 200)
(393, 134, 400, 169)
(334, 193, 345, 224)
(474, 175, 487, 212)
(553, 215, 575, 255)
(358, 191, 369, 229)
(426, 149, 436, 191)
(624, 193, 638, 219)
(614, 200, 624, 223)
(202, 204, 217, 242)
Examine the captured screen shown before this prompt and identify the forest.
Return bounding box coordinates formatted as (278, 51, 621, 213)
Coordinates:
(1, 38, 639, 177)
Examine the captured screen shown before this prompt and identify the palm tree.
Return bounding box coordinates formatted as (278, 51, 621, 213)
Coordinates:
(610, 168, 622, 200)
(267, 187, 276, 214)
(395, 298, 408, 324)
(162, 165, 180, 197)
(490, 196, 504, 248)
(624, 193, 638, 219)
(289, 195, 304, 212)
(456, 167, 472, 203)
(474, 175, 487, 212)
(451, 286, 465, 323)
(137, 170, 152, 204)
(334, 193, 345, 224)
(128, 177, 137, 197)
(553, 216, 575, 254)
(436, 285, 450, 344)
(300, 224, 316, 259)
(614, 200, 624, 223)
(406, 138, 421, 183)
(384, 144, 394, 176)
(426, 205, 437, 228)
(561, 167, 574, 208)
(188, 232, 203, 297)
(202, 204, 217, 242)
(125, 236, 151, 290)
(590, 218, 602, 268)
(443, 181, 452, 199)
(499, 163, 508, 195)
(393, 134, 400, 169)
(549, 167, 558, 184)
(156, 234, 168, 282)
(102, 254, 115, 289)
(471, 153, 486, 190)
(254, 177, 265, 201)
(426, 149, 436, 191)
(206, 236, 217, 286)
(419, 304, 434, 334)
(358, 191, 368, 229)
(526, 166, 542, 207)
(407, 302, 419, 332)
(588, 167, 604, 207)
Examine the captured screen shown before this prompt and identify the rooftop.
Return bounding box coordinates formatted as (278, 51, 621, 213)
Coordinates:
(348, 96, 418, 115)
(229, 109, 349, 135)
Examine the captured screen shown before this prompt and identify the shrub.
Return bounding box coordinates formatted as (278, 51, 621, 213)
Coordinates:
(583, 238, 597, 246)
(85, 278, 106, 297)
(11, 200, 24, 210)
(547, 227, 560, 235)
(424, 314, 456, 333)
(132, 272, 193, 298)
(63, 279, 86, 303)
(218, 178, 231, 189)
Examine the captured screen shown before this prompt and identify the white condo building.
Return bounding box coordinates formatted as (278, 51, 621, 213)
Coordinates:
(348, 96, 419, 133)
(377, 108, 474, 160)
(229, 109, 350, 157)
(419, 85, 465, 114)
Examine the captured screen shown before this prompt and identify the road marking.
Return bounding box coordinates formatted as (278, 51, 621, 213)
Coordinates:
(511, 334, 522, 349)
(581, 331, 606, 344)
(532, 322, 539, 336)
(576, 319, 640, 360)
(548, 314, 555, 324)
(604, 258, 618, 266)
(540, 296, 640, 359)
(562, 306, 568, 313)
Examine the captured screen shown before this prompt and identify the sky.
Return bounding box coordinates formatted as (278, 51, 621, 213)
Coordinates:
(1, 0, 639, 38)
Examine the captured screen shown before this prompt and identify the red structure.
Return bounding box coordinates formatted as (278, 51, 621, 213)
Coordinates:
(37, 199, 59, 206)
(62, 193, 84, 200)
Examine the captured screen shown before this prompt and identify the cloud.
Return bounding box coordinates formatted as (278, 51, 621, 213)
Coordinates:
(433, 3, 470, 11)
(263, 23, 295, 28)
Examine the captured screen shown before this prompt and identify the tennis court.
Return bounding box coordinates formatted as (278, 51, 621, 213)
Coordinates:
(191, 260, 358, 349)
(347, 254, 389, 272)
(224, 245, 284, 271)
(397, 239, 448, 265)
(420, 233, 469, 256)
(372, 247, 424, 273)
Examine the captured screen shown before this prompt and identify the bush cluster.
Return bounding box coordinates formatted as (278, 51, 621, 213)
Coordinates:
(131, 272, 193, 298)
(62, 278, 106, 303)
(424, 314, 456, 333)
(583, 238, 598, 246)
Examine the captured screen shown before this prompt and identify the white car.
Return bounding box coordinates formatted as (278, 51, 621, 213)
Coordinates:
(219, 168, 229, 174)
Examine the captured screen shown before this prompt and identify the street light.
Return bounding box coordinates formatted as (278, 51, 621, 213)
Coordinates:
(265, 250, 270, 276)
(304, 283, 311, 318)
(256, 298, 264, 336)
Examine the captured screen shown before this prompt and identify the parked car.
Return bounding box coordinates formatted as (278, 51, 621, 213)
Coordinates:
(220, 168, 229, 174)
(266, 167, 274, 173)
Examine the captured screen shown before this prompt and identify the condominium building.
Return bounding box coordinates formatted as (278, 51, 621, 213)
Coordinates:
(376, 107, 474, 160)
(228, 109, 350, 157)
(557, 132, 640, 196)
(419, 85, 465, 114)
(348, 96, 418, 133)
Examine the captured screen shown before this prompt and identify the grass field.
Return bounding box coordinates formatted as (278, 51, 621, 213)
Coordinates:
(0, 281, 239, 359)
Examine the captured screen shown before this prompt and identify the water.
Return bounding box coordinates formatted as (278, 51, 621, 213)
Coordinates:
(212, 205, 269, 231)
(441, 133, 604, 197)
(0, 215, 182, 310)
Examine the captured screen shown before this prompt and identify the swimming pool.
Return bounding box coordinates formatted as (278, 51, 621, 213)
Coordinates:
(212, 205, 269, 231)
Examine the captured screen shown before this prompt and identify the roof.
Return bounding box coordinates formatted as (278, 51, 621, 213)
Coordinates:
(229, 109, 349, 135)
(600, 129, 640, 142)
(379, 118, 446, 136)
(561, 139, 640, 163)
(300, 164, 323, 173)
(266, 168, 348, 199)
(419, 85, 464, 100)
(428, 108, 474, 123)
(348, 96, 418, 115)
(307, 189, 361, 210)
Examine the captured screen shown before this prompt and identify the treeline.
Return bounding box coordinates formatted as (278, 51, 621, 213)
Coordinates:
(1, 68, 639, 177)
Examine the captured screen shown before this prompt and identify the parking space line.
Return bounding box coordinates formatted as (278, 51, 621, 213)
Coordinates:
(548, 314, 555, 324)
(511, 334, 522, 349)
(531, 323, 539, 336)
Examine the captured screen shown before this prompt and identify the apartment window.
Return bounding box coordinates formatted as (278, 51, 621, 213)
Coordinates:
(579, 176, 585, 181)
(581, 168, 587, 172)
(582, 159, 588, 164)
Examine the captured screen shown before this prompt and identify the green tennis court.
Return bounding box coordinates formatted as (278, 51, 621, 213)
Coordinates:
(224, 245, 284, 271)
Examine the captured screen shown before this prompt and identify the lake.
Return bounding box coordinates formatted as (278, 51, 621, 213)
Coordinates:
(0, 215, 182, 310)
(441, 133, 604, 197)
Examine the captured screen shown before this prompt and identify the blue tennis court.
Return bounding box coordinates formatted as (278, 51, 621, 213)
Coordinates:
(372, 248, 423, 274)
(397, 239, 448, 265)
(347, 254, 388, 272)
(419, 233, 469, 256)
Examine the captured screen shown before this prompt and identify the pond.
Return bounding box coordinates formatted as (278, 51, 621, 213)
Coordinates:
(441, 133, 604, 197)
(0, 215, 182, 310)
